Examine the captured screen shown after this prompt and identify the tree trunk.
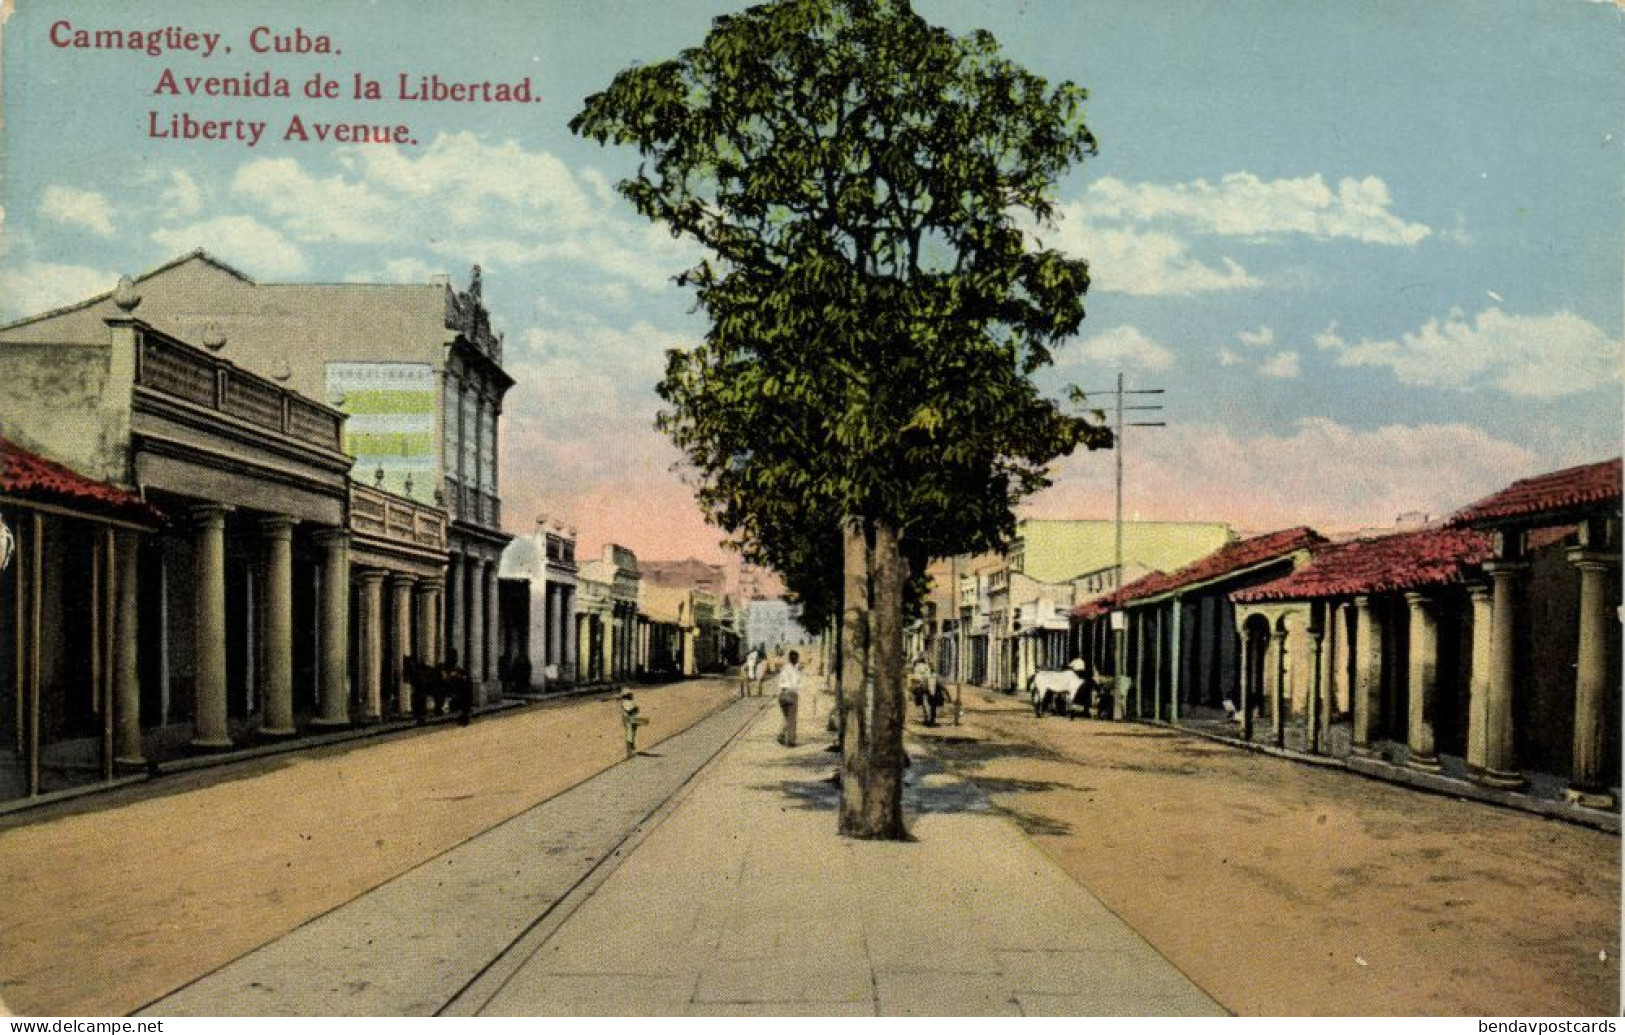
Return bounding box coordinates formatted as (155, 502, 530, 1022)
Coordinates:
(837, 517, 869, 835)
(838, 516, 909, 840)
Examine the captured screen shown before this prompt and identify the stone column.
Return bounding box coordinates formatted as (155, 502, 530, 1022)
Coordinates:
(467, 556, 486, 704)
(1351, 595, 1381, 755)
(1464, 583, 1492, 773)
(1148, 608, 1163, 720)
(446, 552, 463, 667)
(1308, 624, 1324, 754)
(1238, 619, 1254, 741)
(1477, 561, 1525, 789)
(1168, 599, 1183, 722)
(190, 505, 232, 750)
(415, 578, 442, 668)
(1404, 591, 1442, 771)
(355, 570, 385, 723)
(1566, 550, 1616, 807)
(563, 587, 577, 681)
(1132, 611, 1148, 718)
(312, 529, 351, 728)
(549, 583, 563, 671)
(1321, 603, 1341, 725)
(113, 530, 145, 767)
(390, 574, 416, 717)
(1270, 627, 1287, 746)
(259, 516, 297, 737)
(486, 561, 500, 694)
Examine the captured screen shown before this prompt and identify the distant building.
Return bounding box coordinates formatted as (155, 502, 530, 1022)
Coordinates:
(577, 544, 639, 685)
(498, 520, 578, 691)
(640, 558, 732, 673)
(637, 581, 695, 678)
(1073, 527, 1325, 722)
(641, 558, 726, 594)
(980, 520, 1235, 691)
(743, 598, 806, 654)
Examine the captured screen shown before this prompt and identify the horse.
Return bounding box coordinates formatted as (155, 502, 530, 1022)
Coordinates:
(1027, 668, 1089, 718)
(405, 656, 473, 726)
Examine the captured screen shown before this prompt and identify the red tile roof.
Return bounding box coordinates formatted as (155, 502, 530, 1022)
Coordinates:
(0, 438, 160, 524)
(1068, 527, 1325, 619)
(1451, 458, 1621, 526)
(1231, 526, 1494, 603)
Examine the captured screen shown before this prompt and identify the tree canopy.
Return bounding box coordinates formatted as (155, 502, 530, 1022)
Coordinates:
(571, 0, 1110, 614)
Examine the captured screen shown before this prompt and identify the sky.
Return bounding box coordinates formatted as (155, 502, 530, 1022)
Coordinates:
(1, 0, 1619, 564)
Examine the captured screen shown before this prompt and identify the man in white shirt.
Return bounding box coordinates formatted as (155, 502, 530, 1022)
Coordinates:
(742, 647, 761, 699)
(776, 650, 802, 747)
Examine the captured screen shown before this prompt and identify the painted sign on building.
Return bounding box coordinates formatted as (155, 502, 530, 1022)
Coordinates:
(326, 362, 438, 503)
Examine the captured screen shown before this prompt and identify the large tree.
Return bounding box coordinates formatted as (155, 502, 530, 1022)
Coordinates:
(573, 0, 1109, 839)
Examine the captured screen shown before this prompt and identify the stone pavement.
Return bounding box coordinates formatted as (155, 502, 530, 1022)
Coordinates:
(144, 685, 1223, 1017)
(455, 691, 1224, 1017)
(143, 694, 772, 1016)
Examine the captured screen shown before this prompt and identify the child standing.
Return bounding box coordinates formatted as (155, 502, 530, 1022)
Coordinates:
(621, 690, 647, 757)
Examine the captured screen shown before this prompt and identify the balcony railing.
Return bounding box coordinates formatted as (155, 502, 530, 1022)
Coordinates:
(441, 477, 503, 530)
(351, 482, 447, 552)
(135, 330, 344, 452)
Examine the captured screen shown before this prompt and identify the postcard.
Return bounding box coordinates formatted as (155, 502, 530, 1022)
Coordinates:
(0, 0, 1618, 1021)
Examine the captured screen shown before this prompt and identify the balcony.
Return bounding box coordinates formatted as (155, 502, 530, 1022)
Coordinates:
(135, 329, 343, 452)
(441, 478, 503, 531)
(350, 482, 447, 553)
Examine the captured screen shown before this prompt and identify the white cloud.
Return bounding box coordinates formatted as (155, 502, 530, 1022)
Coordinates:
(0, 261, 115, 321)
(1081, 173, 1432, 246)
(1325, 307, 1621, 396)
(1219, 347, 1243, 367)
(1049, 213, 1258, 296)
(158, 170, 204, 220)
(232, 158, 397, 244)
(40, 186, 115, 237)
(1237, 325, 1275, 348)
(1063, 325, 1176, 372)
(1313, 322, 1344, 351)
(1029, 417, 1541, 534)
(151, 216, 308, 278)
(227, 133, 697, 291)
(1259, 351, 1301, 379)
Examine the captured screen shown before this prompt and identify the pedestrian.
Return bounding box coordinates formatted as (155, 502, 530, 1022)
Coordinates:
(776, 650, 802, 747)
(742, 646, 761, 699)
(441, 648, 474, 727)
(910, 655, 939, 726)
(754, 646, 772, 697)
(621, 690, 648, 757)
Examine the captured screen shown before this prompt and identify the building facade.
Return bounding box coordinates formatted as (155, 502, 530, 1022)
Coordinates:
(742, 597, 807, 655)
(0, 304, 357, 772)
(1225, 459, 1621, 809)
(499, 521, 579, 691)
(1, 437, 164, 801)
(0, 252, 516, 706)
(577, 544, 640, 685)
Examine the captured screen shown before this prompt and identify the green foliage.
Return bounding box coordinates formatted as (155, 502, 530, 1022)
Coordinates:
(572, 0, 1111, 617)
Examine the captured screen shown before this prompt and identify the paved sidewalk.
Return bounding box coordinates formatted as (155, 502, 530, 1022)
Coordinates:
(461, 693, 1225, 1017)
(144, 696, 772, 1016)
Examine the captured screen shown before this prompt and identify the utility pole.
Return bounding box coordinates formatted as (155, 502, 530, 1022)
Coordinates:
(1084, 372, 1164, 719)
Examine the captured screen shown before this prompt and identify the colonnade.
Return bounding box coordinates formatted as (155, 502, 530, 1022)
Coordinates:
(1327, 548, 1617, 806)
(445, 551, 500, 701)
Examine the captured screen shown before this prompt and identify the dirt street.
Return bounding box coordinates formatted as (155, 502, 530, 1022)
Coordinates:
(930, 690, 1620, 1016)
(0, 680, 738, 1017)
